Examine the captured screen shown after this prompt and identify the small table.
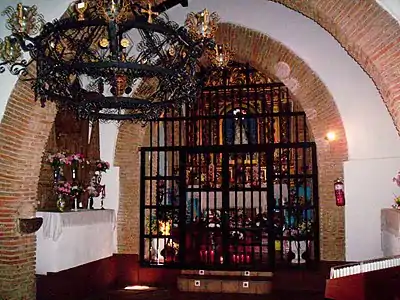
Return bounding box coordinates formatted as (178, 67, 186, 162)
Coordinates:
(36, 209, 116, 275)
(381, 208, 400, 256)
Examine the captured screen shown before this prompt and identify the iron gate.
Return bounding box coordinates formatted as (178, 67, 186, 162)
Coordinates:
(139, 62, 319, 270)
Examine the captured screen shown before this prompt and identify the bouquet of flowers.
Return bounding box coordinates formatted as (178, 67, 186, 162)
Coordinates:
(229, 209, 252, 228)
(67, 153, 85, 165)
(288, 220, 313, 238)
(47, 152, 67, 168)
(254, 212, 268, 229)
(70, 184, 83, 197)
(95, 160, 110, 172)
(86, 184, 99, 197)
(201, 209, 221, 228)
(56, 182, 71, 195)
(393, 172, 400, 209)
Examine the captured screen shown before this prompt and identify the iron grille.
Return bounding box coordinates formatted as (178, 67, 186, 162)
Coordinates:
(140, 62, 319, 271)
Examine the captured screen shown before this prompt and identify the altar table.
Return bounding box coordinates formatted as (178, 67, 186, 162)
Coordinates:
(381, 208, 400, 256)
(36, 209, 116, 275)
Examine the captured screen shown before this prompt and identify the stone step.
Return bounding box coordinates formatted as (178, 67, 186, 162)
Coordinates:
(177, 271, 273, 294)
(181, 269, 273, 277)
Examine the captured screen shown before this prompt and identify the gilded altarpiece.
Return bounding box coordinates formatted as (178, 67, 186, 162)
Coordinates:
(185, 64, 296, 188)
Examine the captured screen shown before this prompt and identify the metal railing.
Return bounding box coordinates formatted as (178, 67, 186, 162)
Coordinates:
(329, 255, 400, 279)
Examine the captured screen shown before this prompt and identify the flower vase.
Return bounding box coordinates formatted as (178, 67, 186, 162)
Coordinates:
(73, 197, 78, 211)
(290, 240, 307, 264)
(88, 196, 94, 210)
(56, 195, 66, 212)
(152, 238, 165, 264)
(72, 165, 77, 180)
(53, 168, 60, 183)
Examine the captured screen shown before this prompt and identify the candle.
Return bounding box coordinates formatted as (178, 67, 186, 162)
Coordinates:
(246, 255, 250, 263)
(210, 250, 214, 263)
(220, 256, 224, 264)
(240, 254, 244, 263)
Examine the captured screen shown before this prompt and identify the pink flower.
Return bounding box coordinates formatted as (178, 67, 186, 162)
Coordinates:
(394, 172, 400, 187)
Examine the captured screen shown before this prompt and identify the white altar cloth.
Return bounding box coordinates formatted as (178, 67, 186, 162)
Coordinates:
(187, 184, 288, 210)
(36, 209, 116, 275)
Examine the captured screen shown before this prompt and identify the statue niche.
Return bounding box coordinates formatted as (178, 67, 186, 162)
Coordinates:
(224, 108, 258, 186)
(224, 108, 257, 145)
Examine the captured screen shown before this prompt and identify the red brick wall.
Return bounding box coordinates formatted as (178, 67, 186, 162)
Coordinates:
(0, 66, 57, 300)
(271, 0, 400, 134)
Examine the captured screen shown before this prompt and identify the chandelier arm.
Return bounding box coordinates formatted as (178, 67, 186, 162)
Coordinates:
(79, 96, 151, 108)
(107, 21, 118, 61)
(0, 61, 9, 73)
(70, 24, 105, 68)
(119, 19, 180, 40)
(66, 62, 175, 75)
(139, 29, 166, 67)
(9, 59, 30, 76)
(11, 33, 37, 53)
(45, 18, 108, 34)
(93, 113, 147, 121)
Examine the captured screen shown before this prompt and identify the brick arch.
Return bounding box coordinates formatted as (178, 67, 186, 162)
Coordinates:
(269, 0, 400, 133)
(0, 66, 57, 299)
(114, 122, 148, 254)
(113, 23, 348, 261)
(215, 23, 348, 261)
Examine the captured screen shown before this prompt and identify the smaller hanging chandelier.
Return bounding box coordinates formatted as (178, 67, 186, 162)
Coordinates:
(185, 8, 219, 40)
(185, 8, 233, 69)
(0, 1, 218, 123)
(209, 44, 234, 68)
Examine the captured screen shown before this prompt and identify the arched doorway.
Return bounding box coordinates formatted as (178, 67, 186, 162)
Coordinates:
(140, 62, 319, 270)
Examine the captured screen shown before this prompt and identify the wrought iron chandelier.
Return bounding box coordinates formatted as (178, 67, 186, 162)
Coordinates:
(0, 1, 233, 123)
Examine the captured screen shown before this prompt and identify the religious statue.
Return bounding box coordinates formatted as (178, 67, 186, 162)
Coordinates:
(234, 118, 248, 144)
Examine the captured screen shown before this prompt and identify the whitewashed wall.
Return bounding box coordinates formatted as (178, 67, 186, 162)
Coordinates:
(0, 0, 399, 261)
(376, 0, 400, 24)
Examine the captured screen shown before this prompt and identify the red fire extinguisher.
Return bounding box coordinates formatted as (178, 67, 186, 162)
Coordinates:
(334, 178, 345, 206)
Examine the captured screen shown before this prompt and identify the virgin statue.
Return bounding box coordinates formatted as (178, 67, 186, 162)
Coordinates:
(234, 118, 248, 144)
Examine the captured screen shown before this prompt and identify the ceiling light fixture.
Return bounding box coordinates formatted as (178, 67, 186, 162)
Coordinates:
(0, 1, 222, 123)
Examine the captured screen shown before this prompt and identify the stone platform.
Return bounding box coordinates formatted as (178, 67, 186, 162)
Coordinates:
(177, 270, 273, 294)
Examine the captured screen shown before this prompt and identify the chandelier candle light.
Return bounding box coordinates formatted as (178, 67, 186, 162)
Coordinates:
(0, 1, 232, 123)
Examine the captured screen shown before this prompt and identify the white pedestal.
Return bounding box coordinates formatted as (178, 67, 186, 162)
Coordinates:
(36, 209, 116, 275)
(290, 240, 307, 264)
(152, 238, 166, 264)
(381, 208, 400, 256)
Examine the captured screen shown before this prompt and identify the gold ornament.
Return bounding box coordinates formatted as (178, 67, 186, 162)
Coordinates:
(120, 38, 130, 48)
(141, 2, 159, 24)
(99, 38, 109, 48)
(115, 74, 127, 96)
(75, 1, 88, 21)
(185, 8, 220, 40)
(168, 46, 176, 56)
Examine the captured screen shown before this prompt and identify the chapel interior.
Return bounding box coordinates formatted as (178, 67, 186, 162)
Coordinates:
(1, 0, 400, 300)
